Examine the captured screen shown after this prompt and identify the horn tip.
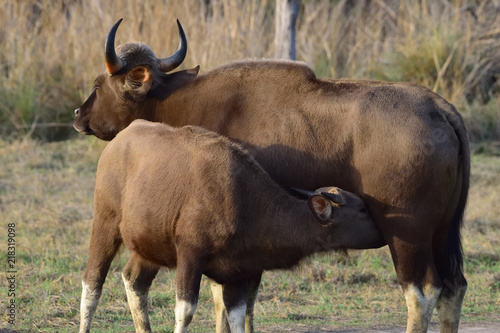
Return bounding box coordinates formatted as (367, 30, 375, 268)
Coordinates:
(176, 19, 184, 33)
(113, 18, 123, 28)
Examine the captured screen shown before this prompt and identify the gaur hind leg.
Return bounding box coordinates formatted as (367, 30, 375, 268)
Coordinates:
(79, 216, 122, 333)
(121, 252, 160, 333)
(433, 231, 467, 333)
(389, 232, 443, 333)
(245, 274, 262, 332)
(222, 280, 249, 333)
(435, 276, 467, 333)
(211, 274, 262, 333)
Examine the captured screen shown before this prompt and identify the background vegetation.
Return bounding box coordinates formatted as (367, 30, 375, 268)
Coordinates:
(0, 0, 499, 332)
(0, 0, 499, 141)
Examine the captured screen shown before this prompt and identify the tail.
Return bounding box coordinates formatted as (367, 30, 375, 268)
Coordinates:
(440, 107, 470, 291)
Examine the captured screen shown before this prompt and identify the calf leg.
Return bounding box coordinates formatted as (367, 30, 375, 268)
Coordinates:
(174, 250, 205, 333)
(122, 253, 160, 333)
(80, 216, 122, 333)
(80, 281, 103, 333)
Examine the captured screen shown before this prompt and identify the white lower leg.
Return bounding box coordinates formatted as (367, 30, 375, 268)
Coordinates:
(122, 274, 152, 333)
(79, 281, 102, 333)
(404, 284, 442, 333)
(436, 285, 467, 333)
(227, 303, 247, 333)
(174, 296, 197, 333)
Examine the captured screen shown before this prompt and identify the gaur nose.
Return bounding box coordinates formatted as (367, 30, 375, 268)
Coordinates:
(74, 108, 80, 117)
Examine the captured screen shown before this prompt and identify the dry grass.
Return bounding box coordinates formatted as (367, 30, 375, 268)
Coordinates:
(367, 1, 500, 102)
(0, 138, 499, 331)
(0, 0, 499, 140)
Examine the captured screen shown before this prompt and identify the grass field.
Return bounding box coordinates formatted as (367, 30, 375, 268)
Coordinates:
(0, 137, 499, 332)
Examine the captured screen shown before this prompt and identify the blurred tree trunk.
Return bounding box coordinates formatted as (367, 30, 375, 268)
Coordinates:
(274, 0, 299, 60)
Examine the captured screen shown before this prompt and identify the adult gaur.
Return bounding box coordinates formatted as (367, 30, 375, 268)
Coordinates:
(74, 19, 470, 333)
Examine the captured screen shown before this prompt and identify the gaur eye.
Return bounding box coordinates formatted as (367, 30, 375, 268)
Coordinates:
(359, 208, 368, 213)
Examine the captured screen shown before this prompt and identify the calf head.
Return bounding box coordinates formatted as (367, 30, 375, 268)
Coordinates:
(296, 187, 385, 249)
(73, 18, 199, 141)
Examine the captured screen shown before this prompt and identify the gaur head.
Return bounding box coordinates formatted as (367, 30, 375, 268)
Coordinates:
(73, 18, 199, 141)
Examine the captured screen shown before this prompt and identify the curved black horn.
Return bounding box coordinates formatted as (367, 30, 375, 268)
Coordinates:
(291, 188, 316, 199)
(321, 192, 344, 205)
(158, 19, 188, 73)
(105, 18, 125, 75)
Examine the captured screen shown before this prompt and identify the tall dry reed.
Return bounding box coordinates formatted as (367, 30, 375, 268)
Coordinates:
(0, 0, 499, 140)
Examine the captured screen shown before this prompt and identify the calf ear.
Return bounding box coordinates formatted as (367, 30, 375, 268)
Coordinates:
(124, 65, 154, 100)
(308, 195, 333, 225)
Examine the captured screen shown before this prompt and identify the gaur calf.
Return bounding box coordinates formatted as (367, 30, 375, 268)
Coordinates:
(80, 119, 384, 333)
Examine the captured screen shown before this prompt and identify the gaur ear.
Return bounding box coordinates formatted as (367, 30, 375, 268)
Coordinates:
(163, 66, 200, 96)
(124, 65, 154, 100)
(308, 195, 333, 225)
